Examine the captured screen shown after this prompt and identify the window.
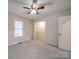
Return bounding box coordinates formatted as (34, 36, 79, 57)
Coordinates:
(14, 20, 23, 37)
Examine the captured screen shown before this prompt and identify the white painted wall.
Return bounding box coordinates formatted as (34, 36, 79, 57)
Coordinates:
(39, 15, 58, 46)
(8, 12, 33, 46)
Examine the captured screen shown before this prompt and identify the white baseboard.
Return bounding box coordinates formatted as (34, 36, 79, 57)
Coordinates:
(8, 40, 29, 46)
(43, 40, 58, 47)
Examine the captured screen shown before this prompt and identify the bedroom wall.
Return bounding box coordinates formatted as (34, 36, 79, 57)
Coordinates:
(38, 11, 71, 46)
(8, 12, 33, 46)
(39, 15, 58, 46)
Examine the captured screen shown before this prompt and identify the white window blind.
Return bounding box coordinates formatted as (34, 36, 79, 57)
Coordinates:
(14, 20, 23, 37)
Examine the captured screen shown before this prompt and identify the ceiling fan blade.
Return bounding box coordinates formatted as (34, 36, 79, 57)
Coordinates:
(23, 9, 31, 14)
(23, 6, 30, 9)
(27, 11, 31, 14)
(37, 6, 44, 10)
(24, 10, 29, 14)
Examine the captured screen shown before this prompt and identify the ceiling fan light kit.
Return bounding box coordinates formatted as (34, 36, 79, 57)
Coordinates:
(30, 9, 37, 14)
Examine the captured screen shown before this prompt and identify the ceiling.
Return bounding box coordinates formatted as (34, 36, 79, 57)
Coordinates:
(8, 0, 71, 20)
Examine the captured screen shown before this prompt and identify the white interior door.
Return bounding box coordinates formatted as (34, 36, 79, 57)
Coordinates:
(35, 21, 45, 40)
(58, 16, 71, 51)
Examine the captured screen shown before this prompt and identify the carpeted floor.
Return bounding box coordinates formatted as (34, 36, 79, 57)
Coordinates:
(8, 40, 70, 59)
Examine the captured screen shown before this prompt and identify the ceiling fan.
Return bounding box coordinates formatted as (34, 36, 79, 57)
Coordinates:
(18, 0, 53, 15)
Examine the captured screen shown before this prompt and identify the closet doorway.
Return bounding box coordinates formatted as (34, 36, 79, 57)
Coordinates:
(34, 21, 45, 41)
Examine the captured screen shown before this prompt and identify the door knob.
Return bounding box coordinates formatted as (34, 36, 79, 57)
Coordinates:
(58, 33, 62, 35)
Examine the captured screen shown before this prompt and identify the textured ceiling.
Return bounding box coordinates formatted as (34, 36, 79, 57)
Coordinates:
(8, 0, 71, 20)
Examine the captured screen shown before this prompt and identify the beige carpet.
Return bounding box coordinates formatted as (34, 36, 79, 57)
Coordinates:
(8, 40, 70, 59)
